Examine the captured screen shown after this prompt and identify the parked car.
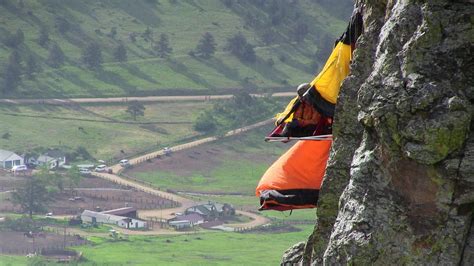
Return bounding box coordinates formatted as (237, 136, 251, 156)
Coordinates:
(11, 165, 27, 173)
(163, 147, 172, 156)
(119, 159, 130, 167)
(94, 164, 107, 172)
(79, 168, 91, 175)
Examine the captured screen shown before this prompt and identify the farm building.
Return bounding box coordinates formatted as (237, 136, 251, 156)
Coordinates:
(168, 220, 192, 230)
(0, 149, 24, 169)
(185, 202, 235, 219)
(101, 207, 138, 219)
(81, 210, 147, 229)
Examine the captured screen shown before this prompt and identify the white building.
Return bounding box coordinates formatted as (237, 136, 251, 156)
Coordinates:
(80, 210, 147, 229)
(0, 149, 24, 169)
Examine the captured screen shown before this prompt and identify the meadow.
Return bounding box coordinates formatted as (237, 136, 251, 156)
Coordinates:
(0, 101, 211, 161)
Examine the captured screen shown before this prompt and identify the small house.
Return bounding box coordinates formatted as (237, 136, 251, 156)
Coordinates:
(185, 202, 235, 220)
(0, 149, 24, 169)
(35, 150, 67, 169)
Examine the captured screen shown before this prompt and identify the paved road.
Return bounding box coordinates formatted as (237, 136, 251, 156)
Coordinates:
(0, 92, 294, 105)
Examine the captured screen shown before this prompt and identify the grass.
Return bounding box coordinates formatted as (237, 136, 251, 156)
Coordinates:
(0, 0, 349, 98)
(130, 125, 291, 195)
(0, 101, 210, 161)
(73, 225, 314, 265)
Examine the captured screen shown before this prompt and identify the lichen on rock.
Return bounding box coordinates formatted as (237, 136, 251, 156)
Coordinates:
(282, 0, 474, 265)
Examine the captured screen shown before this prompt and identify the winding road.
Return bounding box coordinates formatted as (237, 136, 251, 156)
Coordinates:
(91, 119, 274, 234)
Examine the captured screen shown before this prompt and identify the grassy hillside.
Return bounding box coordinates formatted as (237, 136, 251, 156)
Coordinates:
(0, 0, 351, 98)
(0, 101, 212, 161)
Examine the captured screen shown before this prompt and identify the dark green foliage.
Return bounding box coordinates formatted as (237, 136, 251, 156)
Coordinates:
(55, 16, 71, 34)
(195, 32, 216, 58)
(3, 29, 25, 48)
(194, 91, 282, 133)
(1, 132, 11, 139)
(109, 27, 117, 38)
(37, 27, 49, 47)
(12, 176, 52, 218)
(26, 54, 40, 79)
(126, 101, 146, 120)
(1, 216, 37, 232)
(82, 42, 103, 69)
(294, 22, 309, 43)
(47, 43, 65, 68)
(225, 32, 256, 63)
(155, 33, 172, 58)
(114, 42, 128, 62)
(142, 26, 153, 41)
(2, 50, 22, 94)
(66, 146, 94, 161)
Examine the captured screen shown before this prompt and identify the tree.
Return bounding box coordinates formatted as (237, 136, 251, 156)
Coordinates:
(195, 32, 216, 58)
(225, 32, 256, 63)
(126, 101, 146, 120)
(47, 44, 65, 68)
(37, 27, 49, 47)
(155, 33, 172, 58)
(142, 26, 153, 41)
(294, 22, 309, 43)
(2, 51, 22, 94)
(26, 55, 40, 79)
(113, 43, 127, 62)
(55, 17, 70, 34)
(82, 42, 103, 69)
(12, 177, 51, 218)
(3, 29, 24, 48)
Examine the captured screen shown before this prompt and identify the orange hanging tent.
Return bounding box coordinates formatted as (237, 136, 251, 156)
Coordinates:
(256, 140, 331, 211)
(257, 9, 363, 211)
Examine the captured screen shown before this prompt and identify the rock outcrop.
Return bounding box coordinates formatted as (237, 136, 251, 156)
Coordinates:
(282, 0, 474, 265)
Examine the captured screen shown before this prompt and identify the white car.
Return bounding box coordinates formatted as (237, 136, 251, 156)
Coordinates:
(94, 164, 107, 172)
(11, 165, 27, 173)
(119, 159, 130, 167)
(79, 168, 91, 175)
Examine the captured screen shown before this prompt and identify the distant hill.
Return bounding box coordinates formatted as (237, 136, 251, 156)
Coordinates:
(0, 0, 352, 98)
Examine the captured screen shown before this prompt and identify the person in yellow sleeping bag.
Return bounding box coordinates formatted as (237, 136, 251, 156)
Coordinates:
(266, 9, 363, 142)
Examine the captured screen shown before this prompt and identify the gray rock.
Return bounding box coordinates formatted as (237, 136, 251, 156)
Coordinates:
(283, 0, 474, 265)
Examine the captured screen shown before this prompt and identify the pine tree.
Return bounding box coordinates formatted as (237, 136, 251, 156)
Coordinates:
(82, 42, 103, 69)
(155, 33, 172, 58)
(126, 101, 146, 121)
(26, 55, 40, 79)
(2, 51, 22, 95)
(195, 32, 216, 59)
(225, 32, 256, 63)
(38, 28, 49, 47)
(113, 43, 128, 62)
(47, 44, 65, 68)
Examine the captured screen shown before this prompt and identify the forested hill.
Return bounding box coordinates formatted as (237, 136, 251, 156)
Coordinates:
(0, 0, 351, 99)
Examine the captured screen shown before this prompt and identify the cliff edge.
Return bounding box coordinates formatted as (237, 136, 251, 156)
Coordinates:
(282, 0, 474, 264)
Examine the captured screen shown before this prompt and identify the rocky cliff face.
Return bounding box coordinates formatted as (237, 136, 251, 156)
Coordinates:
(282, 0, 474, 264)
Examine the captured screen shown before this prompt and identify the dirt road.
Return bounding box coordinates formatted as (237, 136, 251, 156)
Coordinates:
(90, 119, 274, 234)
(0, 92, 294, 105)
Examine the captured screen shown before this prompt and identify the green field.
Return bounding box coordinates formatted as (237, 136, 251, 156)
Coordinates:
(129, 125, 291, 195)
(0, 0, 350, 98)
(77, 226, 313, 265)
(0, 101, 211, 160)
